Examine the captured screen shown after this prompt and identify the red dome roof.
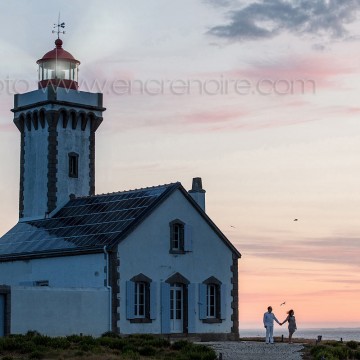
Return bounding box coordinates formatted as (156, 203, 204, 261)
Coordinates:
(37, 39, 80, 64)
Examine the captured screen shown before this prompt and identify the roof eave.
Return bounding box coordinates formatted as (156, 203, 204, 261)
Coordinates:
(0, 246, 106, 263)
(178, 185, 242, 259)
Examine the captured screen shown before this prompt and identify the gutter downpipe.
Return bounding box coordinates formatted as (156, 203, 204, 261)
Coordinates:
(104, 245, 112, 332)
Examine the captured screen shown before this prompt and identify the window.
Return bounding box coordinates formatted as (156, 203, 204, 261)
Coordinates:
(134, 282, 146, 318)
(169, 220, 192, 253)
(68, 152, 79, 178)
(199, 277, 226, 323)
(126, 274, 156, 323)
(206, 284, 217, 318)
(172, 222, 184, 251)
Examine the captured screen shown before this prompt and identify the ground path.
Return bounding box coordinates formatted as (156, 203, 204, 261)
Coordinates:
(206, 341, 304, 360)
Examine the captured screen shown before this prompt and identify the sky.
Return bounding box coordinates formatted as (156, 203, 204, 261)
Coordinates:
(1, 0, 360, 329)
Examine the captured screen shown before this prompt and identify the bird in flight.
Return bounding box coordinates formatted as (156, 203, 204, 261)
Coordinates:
(280, 302, 286, 306)
(293, 219, 298, 221)
(230, 225, 236, 228)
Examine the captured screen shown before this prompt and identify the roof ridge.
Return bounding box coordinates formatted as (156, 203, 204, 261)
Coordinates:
(73, 182, 181, 199)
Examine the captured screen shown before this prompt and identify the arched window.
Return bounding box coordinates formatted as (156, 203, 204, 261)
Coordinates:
(126, 273, 156, 323)
(199, 277, 226, 323)
(169, 219, 192, 253)
(207, 283, 218, 318)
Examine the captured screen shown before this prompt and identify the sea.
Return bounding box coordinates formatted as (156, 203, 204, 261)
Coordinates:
(240, 328, 360, 342)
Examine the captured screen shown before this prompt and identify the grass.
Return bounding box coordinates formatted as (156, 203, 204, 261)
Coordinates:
(0, 332, 217, 360)
(302, 340, 360, 360)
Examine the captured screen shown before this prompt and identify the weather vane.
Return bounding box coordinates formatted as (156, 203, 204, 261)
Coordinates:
(52, 13, 65, 39)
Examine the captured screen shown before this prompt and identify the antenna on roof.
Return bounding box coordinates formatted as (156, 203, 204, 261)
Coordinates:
(52, 13, 66, 39)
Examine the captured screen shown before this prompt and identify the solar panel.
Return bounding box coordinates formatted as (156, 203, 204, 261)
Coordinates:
(0, 183, 179, 259)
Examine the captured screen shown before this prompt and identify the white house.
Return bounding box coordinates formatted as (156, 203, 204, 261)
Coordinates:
(0, 36, 241, 340)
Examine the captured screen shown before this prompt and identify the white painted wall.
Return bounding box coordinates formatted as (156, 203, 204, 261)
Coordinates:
(15, 88, 104, 220)
(118, 189, 235, 335)
(16, 88, 102, 109)
(16, 89, 49, 107)
(23, 125, 48, 218)
(56, 117, 91, 205)
(1, 189, 237, 337)
(11, 287, 110, 336)
(56, 88, 102, 107)
(22, 116, 91, 219)
(0, 253, 106, 288)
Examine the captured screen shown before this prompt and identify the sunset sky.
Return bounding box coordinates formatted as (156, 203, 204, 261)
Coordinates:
(1, 0, 360, 329)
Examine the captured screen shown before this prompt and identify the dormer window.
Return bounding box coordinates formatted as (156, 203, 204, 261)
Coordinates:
(68, 152, 79, 178)
(173, 222, 184, 250)
(169, 220, 192, 254)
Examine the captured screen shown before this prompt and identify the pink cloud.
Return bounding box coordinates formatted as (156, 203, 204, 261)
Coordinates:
(103, 105, 316, 134)
(345, 107, 360, 114)
(98, 53, 359, 135)
(240, 235, 360, 268)
(183, 109, 247, 125)
(326, 106, 360, 116)
(196, 54, 357, 94)
(240, 56, 354, 81)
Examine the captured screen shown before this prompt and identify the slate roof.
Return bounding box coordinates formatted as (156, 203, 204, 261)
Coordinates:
(0, 182, 241, 261)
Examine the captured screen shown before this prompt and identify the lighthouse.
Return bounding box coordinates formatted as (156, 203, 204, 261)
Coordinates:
(12, 33, 106, 219)
(0, 23, 241, 340)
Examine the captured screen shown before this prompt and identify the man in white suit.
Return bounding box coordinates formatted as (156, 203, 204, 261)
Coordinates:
(263, 306, 282, 344)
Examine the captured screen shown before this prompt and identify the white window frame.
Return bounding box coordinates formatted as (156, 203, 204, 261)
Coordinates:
(206, 284, 217, 318)
(134, 282, 146, 318)
(172, 223, 182, 250)
(170, 220, 185, 252)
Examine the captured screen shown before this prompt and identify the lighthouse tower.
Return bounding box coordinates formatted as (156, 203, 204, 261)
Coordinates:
(12, 34, 105, 219)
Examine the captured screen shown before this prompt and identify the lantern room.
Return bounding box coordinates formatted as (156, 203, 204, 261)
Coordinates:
(37, 38, 80, 90)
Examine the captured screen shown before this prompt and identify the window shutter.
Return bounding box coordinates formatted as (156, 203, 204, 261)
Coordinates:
(187, 283, 196, 333)
(220, 284, 226, 320)
(0, 295, 5, 337)
(126, 281, 135, 320)
(199, 283, 207, 320)
(150, 282, 157, 320)
(184, 224, 193, 252)
(169, 223, 174, 251)
(160, 282, 171, 333)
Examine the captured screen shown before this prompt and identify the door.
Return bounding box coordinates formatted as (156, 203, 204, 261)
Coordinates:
(170, 284, 183, 333)
(0, 294, 5, 337)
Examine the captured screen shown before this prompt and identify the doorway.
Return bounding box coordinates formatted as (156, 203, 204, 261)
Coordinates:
(170, 283, 183, 333)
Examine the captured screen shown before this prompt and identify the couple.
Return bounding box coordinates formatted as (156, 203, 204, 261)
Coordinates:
(263, 306, 297, 344)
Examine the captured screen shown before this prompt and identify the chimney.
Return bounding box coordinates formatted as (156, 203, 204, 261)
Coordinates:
(188, 177, 206, 212)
